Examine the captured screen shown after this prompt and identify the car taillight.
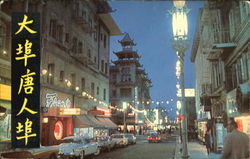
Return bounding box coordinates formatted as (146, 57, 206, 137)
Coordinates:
(156, 137, 161, 140)
(147, 136, 152, 140)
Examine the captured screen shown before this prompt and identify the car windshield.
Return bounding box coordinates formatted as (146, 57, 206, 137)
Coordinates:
(150, 133, 159, 137)
(112, 135, 123, 138)
(125, 134, 132, 138)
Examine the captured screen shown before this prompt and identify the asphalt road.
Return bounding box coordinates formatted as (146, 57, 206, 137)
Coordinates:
(93, 134, 177, 159)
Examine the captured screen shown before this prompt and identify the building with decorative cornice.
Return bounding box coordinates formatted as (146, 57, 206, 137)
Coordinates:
(110, 33, 151, 134)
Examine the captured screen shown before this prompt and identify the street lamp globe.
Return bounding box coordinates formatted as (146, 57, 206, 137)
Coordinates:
(172, 8, 188, 41)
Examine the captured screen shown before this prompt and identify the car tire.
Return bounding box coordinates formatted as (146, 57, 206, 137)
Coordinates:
(80, 151, 85, 159)
(94, 147, 100, 156)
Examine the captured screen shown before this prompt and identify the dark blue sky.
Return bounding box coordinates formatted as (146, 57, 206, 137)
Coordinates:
(109, 1, 204, 120)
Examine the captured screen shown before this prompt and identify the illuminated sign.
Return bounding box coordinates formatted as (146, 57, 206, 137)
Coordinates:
(97, 107, 111, 117)
(45, 93, 71, 108)
(59, 108, 81, 116)
(0, 84, 11, 100)
(177, 88, 195, 97)
(11, 13, 40, 148)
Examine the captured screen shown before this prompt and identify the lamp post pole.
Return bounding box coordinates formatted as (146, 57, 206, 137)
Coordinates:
(170, 1, 189, 158)
(179, 51, 189, 159)
(123, 102, 127, 133)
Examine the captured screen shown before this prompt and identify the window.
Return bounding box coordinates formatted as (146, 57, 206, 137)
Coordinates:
(120, 88, 132, 98)
(58, 25, 63, 43)
(105, 63, 107, 74)
(65, 33, 69, 43)
(0, 23, 6, 50)
(71, 73, 76, 88)
(81, 78, 85, 91)
(91, 82, 95, 96)
(112, 90, 116, 97)
(101, 60, 104, 72)
(49, 19, 57, 39)
(104, 35, 107, 48)
(59, 71, 64, 81)
(94, 57, 97, 63)
(103, 88, 106, 101)
(97, 86, 99, 95)
(88, 49, 91, 58)
(72, 38, 77, 53)
(78, 42, 83, 54)
(47, 64, 55, 85)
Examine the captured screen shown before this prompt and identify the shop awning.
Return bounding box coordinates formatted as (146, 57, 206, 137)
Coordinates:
(97, 117, 117, 129)
(73, 115, 96, 128)
(86, 115, 105, 129)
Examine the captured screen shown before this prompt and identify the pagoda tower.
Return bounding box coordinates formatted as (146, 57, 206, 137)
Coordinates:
(110, 33, 152, 134)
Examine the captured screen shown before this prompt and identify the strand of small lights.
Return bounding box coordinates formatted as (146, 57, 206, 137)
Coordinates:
(41, 69, 174, 112)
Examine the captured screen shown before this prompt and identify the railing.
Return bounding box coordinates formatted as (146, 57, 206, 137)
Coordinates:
(213, 29, 231, 44)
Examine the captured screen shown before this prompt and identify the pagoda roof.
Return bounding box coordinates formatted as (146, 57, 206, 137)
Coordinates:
(111, 59, 142, 67)
(118, 33, 136, 46)
(136, 69, 147, 75)
(113, 50, 140, 58)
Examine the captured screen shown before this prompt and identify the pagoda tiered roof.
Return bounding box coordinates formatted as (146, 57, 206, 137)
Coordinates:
(113, 49, 140, 59)
(118, 33, 136, 46)
(111, 59, 142, 67)
(136, 68, 147, 75)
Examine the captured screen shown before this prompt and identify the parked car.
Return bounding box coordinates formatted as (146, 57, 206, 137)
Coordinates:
(124, 134, 136, 145)
(145, 130, 157, 136)
(58, 136, 100, 159)
(147, 133, 161, 143)
(92, 136, 116, 152)
(110, 134, 128, 148)
(0, 145, 59, 159)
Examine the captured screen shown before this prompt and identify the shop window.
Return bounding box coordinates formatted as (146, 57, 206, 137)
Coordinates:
(54, 120, 63, 140)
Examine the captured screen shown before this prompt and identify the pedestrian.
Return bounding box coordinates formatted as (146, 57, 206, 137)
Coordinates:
(205, 130, 211, 155)
(220, 118, 249, 159)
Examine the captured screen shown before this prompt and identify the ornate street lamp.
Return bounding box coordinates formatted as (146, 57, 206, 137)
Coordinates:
(170, 1, 190, 159)
(122, 102, 127, 133)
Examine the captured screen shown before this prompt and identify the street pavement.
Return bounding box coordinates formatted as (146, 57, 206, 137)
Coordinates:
(174, 137, 221, 159)
(93, 134, 176, 159)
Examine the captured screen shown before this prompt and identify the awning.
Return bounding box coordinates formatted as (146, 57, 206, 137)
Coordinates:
(86, 115, 105, 129)
(73, 115, 96, 128)
(97, 117, 117, 129)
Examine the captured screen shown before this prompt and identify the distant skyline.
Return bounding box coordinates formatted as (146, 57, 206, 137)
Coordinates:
(109, 1, 204, 120)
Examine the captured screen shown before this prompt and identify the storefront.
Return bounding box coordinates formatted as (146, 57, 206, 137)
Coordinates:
(197, 120, 207, 142)
(41, 88, 76, 146)
(0, 84, 11, 140)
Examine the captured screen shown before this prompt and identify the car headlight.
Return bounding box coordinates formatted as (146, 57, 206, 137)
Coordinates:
(73, 148, 82, 152)
(70, 152, 74, 155)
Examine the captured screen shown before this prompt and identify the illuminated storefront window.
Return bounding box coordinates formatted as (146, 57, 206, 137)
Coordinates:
(54, 120, 63, 140)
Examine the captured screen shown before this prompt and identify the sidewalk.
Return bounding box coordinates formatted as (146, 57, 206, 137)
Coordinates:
(174, 138, 221, 159)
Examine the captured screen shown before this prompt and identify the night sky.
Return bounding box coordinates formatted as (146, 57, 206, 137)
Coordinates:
(109, 1, 204, 120)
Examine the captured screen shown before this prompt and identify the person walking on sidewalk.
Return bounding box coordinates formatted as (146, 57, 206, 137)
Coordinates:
(205, 130, 212, 155)
(220, 118, 249, 159)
